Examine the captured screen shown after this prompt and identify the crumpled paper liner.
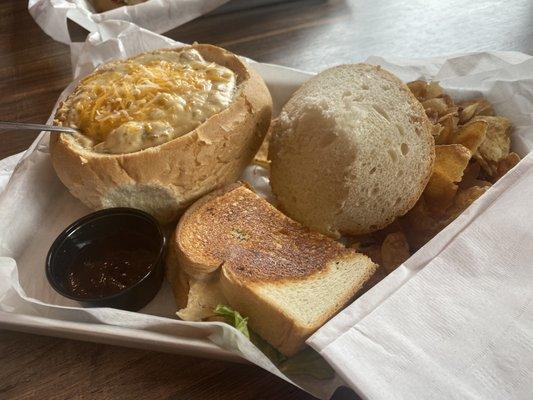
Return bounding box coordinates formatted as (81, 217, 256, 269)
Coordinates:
(28, 0, 230, 44)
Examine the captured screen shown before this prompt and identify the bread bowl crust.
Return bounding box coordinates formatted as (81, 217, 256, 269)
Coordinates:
(51, 44, 273, 223)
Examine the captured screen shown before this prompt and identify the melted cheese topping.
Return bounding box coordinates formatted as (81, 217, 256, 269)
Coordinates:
(60, 49, 236, 154)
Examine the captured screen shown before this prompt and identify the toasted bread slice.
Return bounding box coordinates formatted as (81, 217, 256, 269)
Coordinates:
(167, 183, 377, 356)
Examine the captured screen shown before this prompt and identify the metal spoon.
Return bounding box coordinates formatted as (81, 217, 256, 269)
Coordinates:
(0, 121, 79, 134)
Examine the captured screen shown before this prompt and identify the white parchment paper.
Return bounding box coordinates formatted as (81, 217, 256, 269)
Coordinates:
(2, 21, 533, 400)
(28, 0, 230, 44)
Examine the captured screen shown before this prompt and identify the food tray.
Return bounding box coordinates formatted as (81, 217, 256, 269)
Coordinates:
(2, 22, 533, 399)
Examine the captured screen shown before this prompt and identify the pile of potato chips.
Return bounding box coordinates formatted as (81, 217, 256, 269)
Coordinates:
(351, 81, 521, 274)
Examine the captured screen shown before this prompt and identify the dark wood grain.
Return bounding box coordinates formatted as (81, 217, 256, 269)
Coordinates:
(1, 0, 533, 398)
(0, 1, 72, 158)
(0, 330, 332, 400)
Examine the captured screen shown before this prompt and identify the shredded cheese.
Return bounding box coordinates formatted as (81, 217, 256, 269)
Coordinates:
(60, 49, 236, 153)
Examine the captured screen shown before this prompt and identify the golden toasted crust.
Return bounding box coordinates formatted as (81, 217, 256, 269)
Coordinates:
(50, 44, 272, 223)
(176, 183, 356, 282)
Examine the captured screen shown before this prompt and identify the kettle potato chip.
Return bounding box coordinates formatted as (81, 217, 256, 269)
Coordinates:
(426, 81, 445, 100)
(458, 98, 495, 117)
(459, 103, 479, 124)
(422, 98, 449, 117)
(350, 239, 382, 266)
(459, 161, 481, 189)
(434, 145, 472, 181)
(452, 120, 488, 153)
(381, 232, 410, 273)
(407, 80, 428, 101)
(493, 152, 520, 182)
(400, 198, 449, 250)
(407, 80, 445, 102)
(424, 144, 471, 213)
(447, 185, 490, 221)
(435, 113, 458, 145)
(470, 116, 512, 175)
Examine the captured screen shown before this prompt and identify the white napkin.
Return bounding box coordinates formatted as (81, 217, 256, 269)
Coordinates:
(28, 0, 230, 44)
(0, 153, 23, 194)
(309, 149, 533, 400)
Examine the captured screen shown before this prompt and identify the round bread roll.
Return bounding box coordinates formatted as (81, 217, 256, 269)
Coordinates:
(269, 64, 434, 237)
(51, 44, 272, 223)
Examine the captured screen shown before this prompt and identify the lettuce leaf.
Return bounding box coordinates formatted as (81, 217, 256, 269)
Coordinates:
(214, 304, 334, 380)
(214, 304, 250, 339)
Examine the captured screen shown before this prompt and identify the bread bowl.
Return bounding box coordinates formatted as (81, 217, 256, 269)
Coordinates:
(51, 44, 272, 223)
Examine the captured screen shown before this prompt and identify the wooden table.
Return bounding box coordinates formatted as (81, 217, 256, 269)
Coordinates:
(1, 0, 532, 398)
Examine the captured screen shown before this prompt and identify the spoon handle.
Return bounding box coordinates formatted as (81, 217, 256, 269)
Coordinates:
(0, 121, 78, 134)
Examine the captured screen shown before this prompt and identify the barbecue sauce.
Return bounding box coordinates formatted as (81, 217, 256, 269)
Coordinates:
(62, 231, 155, 299)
